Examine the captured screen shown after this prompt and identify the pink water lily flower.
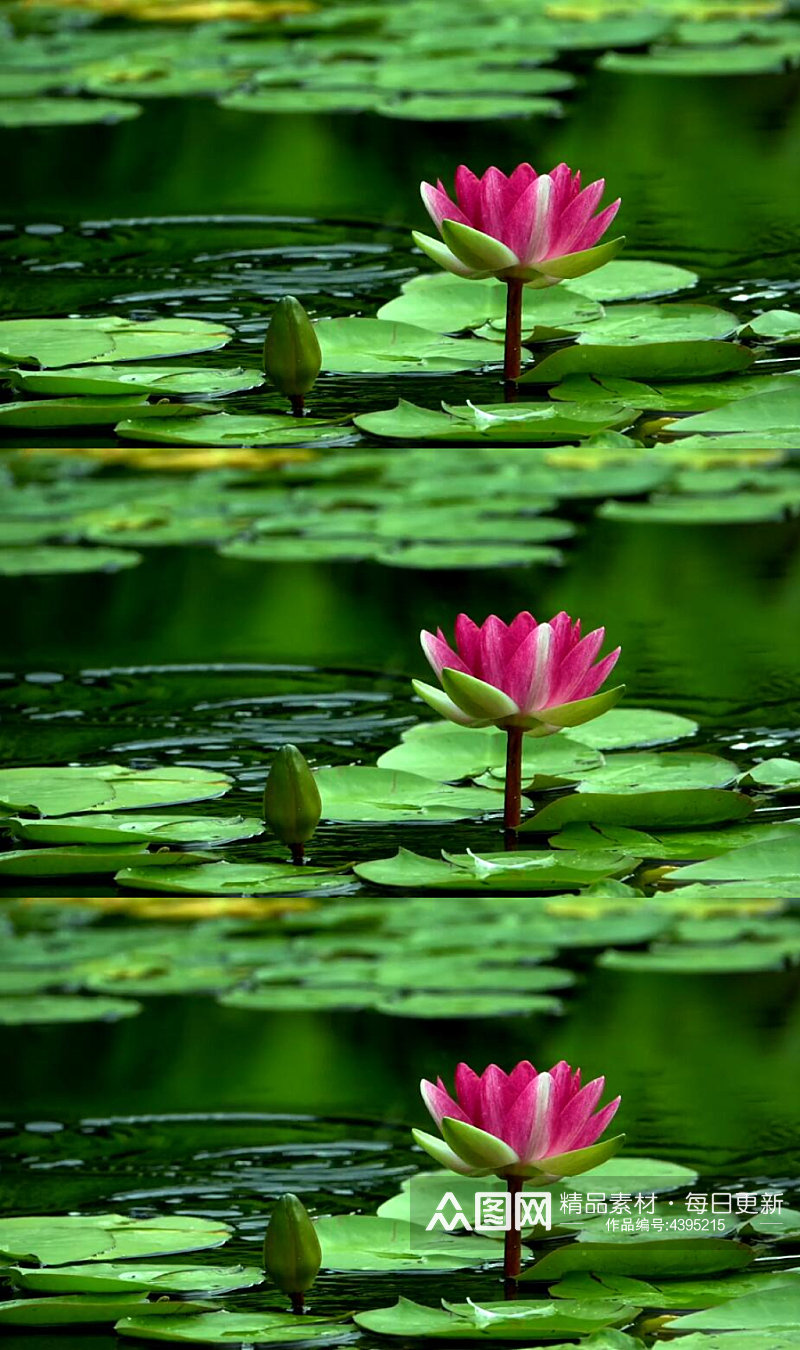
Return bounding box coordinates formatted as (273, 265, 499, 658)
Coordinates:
(414, 162, 622, 286)
(413, 1059, 623, 1180)
(414, 610, 623, 735)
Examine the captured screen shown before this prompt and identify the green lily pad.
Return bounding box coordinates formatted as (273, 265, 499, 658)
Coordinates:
(523, 789, 754, 833)
(0, 97, 142, 127)
(377, 273, 602, 336)
(524, 1239, 755, 1282)
(315, 317, 498, 372)
(550, 1269, 800, 1310)
(379, 93, 563, 120)
(0, 546, 142, 575)
(599, 941, 798, 974)
(670, 1277, 800, 1332)
(8, 813, 264, 846)
(10, 365, 264, 397)
(7, 1264, 264, 1295)
(0, 1295, 213, 1326)
(600, 44, 796, 76)
(740, 758, 800, 793)
(567, 260, 699, 301)
(0, 1213, 231, 1264)
(378, 722, 602, 784)
(0, 317, 232, 368)
(575, 750, 738, 793)
(354, 1294, 639, 1339)
(674, 834, 800, 887)
(115, 861, 352, 896)
(356, 399, 635, 442)
(675, 1335, 800, 1349)
(0, 765, 231, 817)
(564, 708, 699, 751)
(116, 1311, 354, 1344)
(0, 398, 211, 429)
(315, 766, 501, 821)
(116, 412, 353, 447)
(521, 341, 754, 383)
(0, 844, 211, 876)
(676, 387, 800, 436)
(374, 540, 564, 569)
(742, 1207, 800, 1241)
(316, 1214, 501, 1270)
(0, 995, 142, 1025)
(577, 303, 737, 345)
(373, 990, 564, 1018)
(354, 846, 637, 891)
(599, 492, 798, 525)
(740, 310, 800, 344)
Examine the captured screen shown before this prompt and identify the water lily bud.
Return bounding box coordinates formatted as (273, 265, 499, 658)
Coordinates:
(264, 296, 321, 411)
(264, 744, 321, 862)
(264, 1194, 321, 1309)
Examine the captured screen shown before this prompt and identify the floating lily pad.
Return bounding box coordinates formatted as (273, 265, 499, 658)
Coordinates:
(115, 861, 352, 896)
(0, 844, 211, 876)
(521, 342, 754, 383)
(116, 412, 353, 447)
(600, 45, 796, 76)
(354, 846, 637, 891)
(567, 260, 699, 301)
(599, 492, 798, 525)
(676, 387, 800, 436)
(356, 399, 635, 442)
(577, 303, 738, 345)
(674, 835, 800, 887)
(576, 751, 738, 793)
(739, 758, 800, 794)
(377, 273, 602, 335)
(670, 1278, 800, 1333)
(7, 1264, 264, 1295)
(315, 317, 498, 372)
(0, 317, 232, 368)
(0, 97, 142, 127)
(0, 765, 231, 817)
(354, 1294, 639, 1339)
(740, 310, 800, 344)
(116, 1311, 354, 1344)
(523, 790, 754, 833)
(0, 995, 142, 1025)
(599, 941, 798, 974)
(524, 1239, 754, 1282)
(316, 1214, 501, 1271)
(0, 1213, 231, 1265)
(378, 722, 601, 784)
(0, 1295, 214, 1326)
(379, 93, 563, 120)
(10, 365, 264, 397)
(564, 708, 699, 751)
(0, 546, 142, 575)
(8, 812, 263, 846)
(315, 766, 501, 821)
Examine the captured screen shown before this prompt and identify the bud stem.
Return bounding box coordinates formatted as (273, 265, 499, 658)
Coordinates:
(503, 278, 524, 402)
(504, 1174, 523, 1297)
(290, 842, 305, 865)
(290, 1292, 306, 1315)
(289, 394, 305, 417)
(503, 726, 524, 850)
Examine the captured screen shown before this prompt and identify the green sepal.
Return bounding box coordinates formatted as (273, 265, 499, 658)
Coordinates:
(410, 1128, 485, 1176)
(410, 231, 486, 279)
(440, 220, 519, 275)
(439, 1117, 519, 1171)
(517, 1133, 626, 1181)
(538, 684, 625, 729)
(410, 679, 483, 727)
(533, 236, 625, 281)
(440, 668, 519, 723)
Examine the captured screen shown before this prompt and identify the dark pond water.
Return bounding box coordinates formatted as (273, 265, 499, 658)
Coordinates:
(1, 48, 800, 1347)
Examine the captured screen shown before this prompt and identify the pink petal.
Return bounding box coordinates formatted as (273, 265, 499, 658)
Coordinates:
(420, 180, 470, 232)
(544, 179, 606, 259)
(567, 646, 621, 702)
(454, 1062, 484, 1120)
(555, 1093, 621, 1155)
(475, 614, 513, 690)
(546, 627, 607, 706)
(453, 613, 484, 674)
(421, 627, 469, 679)
(421, 1076, 468, 1128)
(453, 165, 484, 226)
(474, 1063, 514, 1138)
(547, 1075, 606, 1154)
(570, 197, 621, 254)
(476, 166, 512, 241)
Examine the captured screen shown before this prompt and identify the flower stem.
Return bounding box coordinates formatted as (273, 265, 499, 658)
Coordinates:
(504, 1174, 523, 1297)
(290, 1292, 306, 1315)
(289, 394, 305, 417)
(290, 842, 305, 865)
(503, 726, 524, 850)
(503, 278, 524, 402)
